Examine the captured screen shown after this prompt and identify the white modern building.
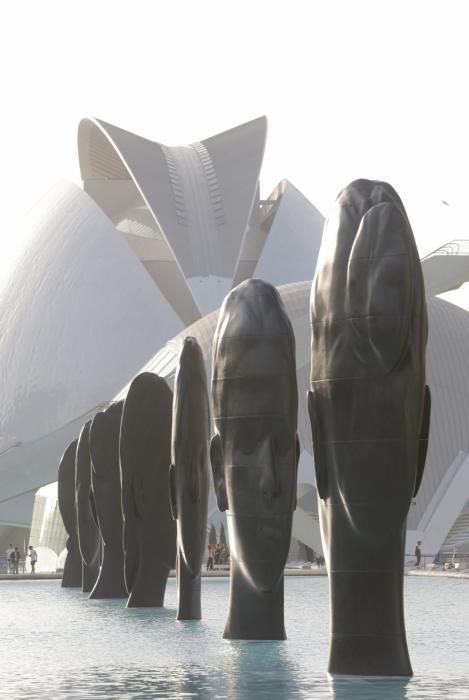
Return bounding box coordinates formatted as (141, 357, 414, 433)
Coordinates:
(109, 275, 469, 561)
(0, 116, 324, 550)
(1, 116, 469, 562)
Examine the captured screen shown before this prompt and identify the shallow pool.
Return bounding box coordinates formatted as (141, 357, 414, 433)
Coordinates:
(0, 576, 467, 699)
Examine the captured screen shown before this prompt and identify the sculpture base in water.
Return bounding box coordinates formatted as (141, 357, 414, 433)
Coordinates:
(82, 562, 99, 594)
(126, 562, 172, 608)
(89, 545, 127, 599)
(176, 553, 202, 621)
(61, 545, 82, 588)
(223, 560, 286, 641)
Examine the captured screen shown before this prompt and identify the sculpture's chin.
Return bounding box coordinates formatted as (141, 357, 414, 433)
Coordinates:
(180, 547, 204, 577)
(241, 558, 284, 593)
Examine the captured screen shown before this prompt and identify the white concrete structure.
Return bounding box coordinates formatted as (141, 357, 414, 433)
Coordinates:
(2, 113, 469, 560)
(110, 279, 469, 559)
(0, 117, 324, 535)
(422, 240, 469, 295)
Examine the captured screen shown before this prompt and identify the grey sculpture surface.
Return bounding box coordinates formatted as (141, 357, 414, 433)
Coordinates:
(211, 278, 300, 640)
(75, 420, 102, 593)
(89, 401, 127, 599)
(120, 372, 176, 607)
(169, 337, 210, 620)
(58, 439, 82, 587)
(309, 179, 431, 676)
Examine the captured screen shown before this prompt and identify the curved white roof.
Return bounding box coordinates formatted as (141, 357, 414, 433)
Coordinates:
(0, 181, 182, 500)
(0, 118, 326, 509)
(78, 116, 268, 319)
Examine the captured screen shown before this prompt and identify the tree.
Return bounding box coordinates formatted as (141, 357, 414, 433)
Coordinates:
(219, 523, 227, 546)
(209, 523, 217, 546)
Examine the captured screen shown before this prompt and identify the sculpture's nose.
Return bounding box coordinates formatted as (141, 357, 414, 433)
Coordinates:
(260, 437, 280, 508)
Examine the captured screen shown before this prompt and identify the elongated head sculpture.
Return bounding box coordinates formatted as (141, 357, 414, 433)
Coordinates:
(120, 372, 176, 607)
(211, 278, 299, 640)
(75, 420, 102, 593)
(309, 179, 431, 676)
(89, 400, 127, 599)
(169, 337, 210, 620)
(58, 439, 82, 587)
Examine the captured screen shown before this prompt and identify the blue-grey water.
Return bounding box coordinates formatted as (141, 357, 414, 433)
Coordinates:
(0, 576, 467, 699)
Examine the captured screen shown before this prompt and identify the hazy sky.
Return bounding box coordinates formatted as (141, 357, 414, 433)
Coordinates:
(1, 0, 468, 303)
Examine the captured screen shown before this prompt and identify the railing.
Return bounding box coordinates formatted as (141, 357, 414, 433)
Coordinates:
(422, 239, 469, 259)
(405, 553, 438, 570)
(433, 551, 469, 570)
(405, 552, 469, 571)
(0, 556, 26, 574)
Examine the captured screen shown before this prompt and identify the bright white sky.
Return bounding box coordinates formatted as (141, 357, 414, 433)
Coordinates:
(1, 0, 468, 305)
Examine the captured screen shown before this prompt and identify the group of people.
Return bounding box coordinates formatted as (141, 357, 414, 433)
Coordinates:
(307, 549, 326, 568)
(4, 544, 38, 574)
(206, 543, 230, 570)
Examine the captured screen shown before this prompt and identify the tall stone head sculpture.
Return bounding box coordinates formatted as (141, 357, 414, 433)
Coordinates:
(210, 278, 300, 640)
(75, 420, 102, 593)
(309, 179, 431, 676)
(169, 337, 210, 620)
(58, 439, 81, 587)
(88, 400, 127, 599)
(120, 372, 176, 607)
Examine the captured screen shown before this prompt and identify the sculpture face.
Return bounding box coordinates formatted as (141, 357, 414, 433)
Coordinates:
(75, 421, 101, 567)
(58, 439, 79, 539)
(211, 279, 299, 593)
(309, 179, 431, 676)
(310, 179, 429, 548)
(120, 372, 176, 599)
(58, 438, 83, 587)
(89, 401, 124, 546)
(170, 337, 210, 577)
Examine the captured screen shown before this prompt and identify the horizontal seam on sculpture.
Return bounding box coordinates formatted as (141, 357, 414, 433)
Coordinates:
(316, 252, 410, 262)
(215, 415, 290, 420)
(310, 374, 422, 383)
(227, 464, 293, 469)
(311, 313, 412, 323)
(331, 633, 404, 638)
(324, 254, 411, 264)
(314, 437, 420, 444)
(216, 333, 291, 340)
(330, 569, 399, 573)
(212, 374, 291, 381)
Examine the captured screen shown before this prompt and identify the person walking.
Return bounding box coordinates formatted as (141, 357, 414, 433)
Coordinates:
(415, 541, 422, 567)
(5, 544, 13, 574)
(206, 545, 214, 571)
(27, 546, 38, 574)
(11, 547, 20, 575)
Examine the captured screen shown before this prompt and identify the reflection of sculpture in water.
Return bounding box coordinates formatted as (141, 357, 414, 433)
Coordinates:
(309, 179, 431, 676)
(225, 640, 301, 699)
(211, 278, 300, 640)
(169, 337, 210, 620)
(58, 439, 82, 587)
(75, 421, 102, 593)
(120, 372, 176, 607)
(89, 401, 127, 599)
(331, 677, 408, 700)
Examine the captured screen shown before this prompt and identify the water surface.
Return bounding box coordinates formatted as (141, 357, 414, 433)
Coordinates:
(0, 576, 467, 699)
